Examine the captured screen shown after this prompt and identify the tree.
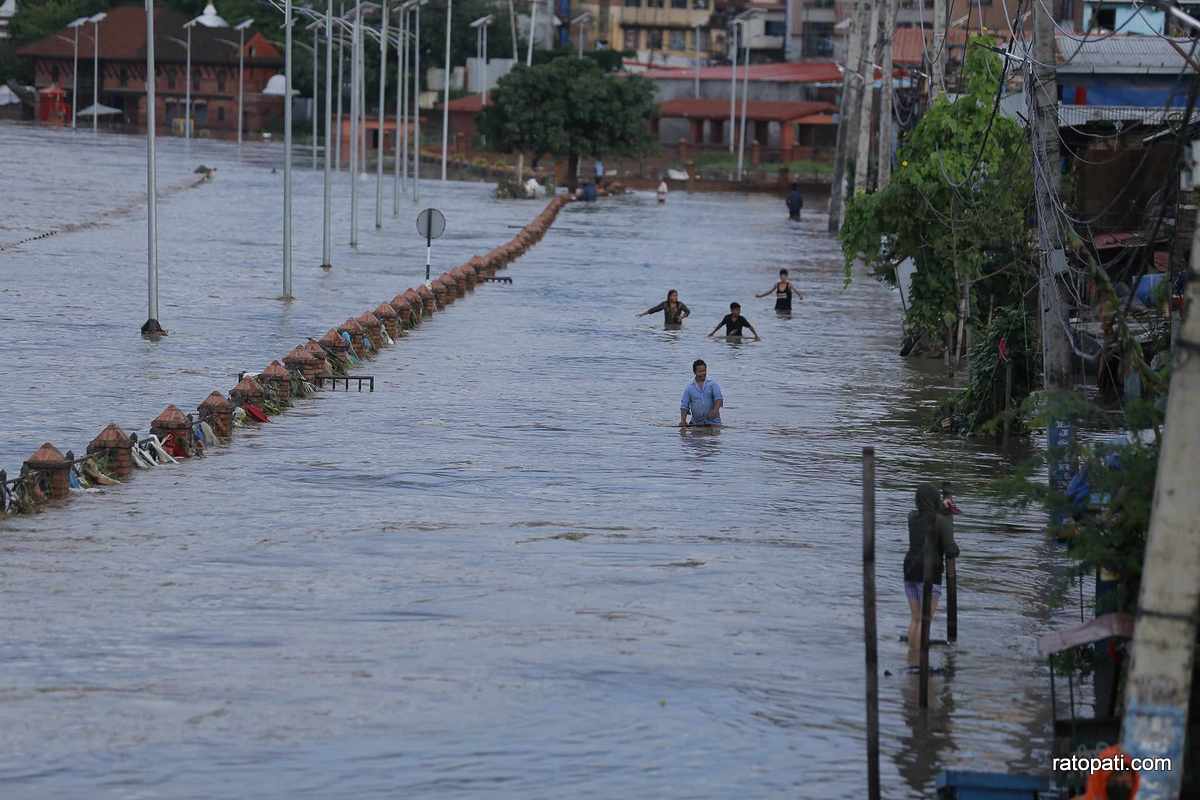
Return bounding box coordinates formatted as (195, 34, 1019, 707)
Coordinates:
(840, 37, 1035, 389)
(477, 56, 656, 191)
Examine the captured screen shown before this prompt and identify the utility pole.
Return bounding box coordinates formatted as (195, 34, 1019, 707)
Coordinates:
(827, 0, 867, 233)
(876, 0, 897, 189)
(853, 0, 880, 196)
(1120, 223, 1200, 800)
(931, 0, 945, 101)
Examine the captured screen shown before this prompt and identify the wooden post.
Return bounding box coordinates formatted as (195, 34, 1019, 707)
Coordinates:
(946, 557, 958, 643)
(919, 521, 936, 708)
(862, 447, 881, 800)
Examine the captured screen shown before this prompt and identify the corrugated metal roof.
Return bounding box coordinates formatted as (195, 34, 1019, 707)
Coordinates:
(1055, 33, 1195, 74)
(657, 98, 835, 121)
(639, 62, 843, 84)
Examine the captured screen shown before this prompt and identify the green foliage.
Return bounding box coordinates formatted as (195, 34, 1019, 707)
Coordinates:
(478, 56, 656, 182)
(839, 36, 1036, 343)
(532, 46, 626, 73)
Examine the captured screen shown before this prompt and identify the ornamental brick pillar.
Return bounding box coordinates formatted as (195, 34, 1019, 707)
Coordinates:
(23, 442, 71, 500)
(197, 392, 234, 439)
(87, 423, 134, 479)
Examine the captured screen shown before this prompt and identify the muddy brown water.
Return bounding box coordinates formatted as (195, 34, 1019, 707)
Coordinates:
(0, 122, 1080, 798)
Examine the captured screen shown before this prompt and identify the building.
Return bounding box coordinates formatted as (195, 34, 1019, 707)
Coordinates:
(16, 5, 283, 136)
(785, 0, 1085, 64)
(0, 0, 16, 41)
(575, 0, 725, 68)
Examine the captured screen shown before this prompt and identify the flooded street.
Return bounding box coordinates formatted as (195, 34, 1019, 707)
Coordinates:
(1, 123, 1078, 798)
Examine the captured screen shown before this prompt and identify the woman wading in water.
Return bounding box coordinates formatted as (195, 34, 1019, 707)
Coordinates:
(638, 289, 691, 327)
(755, 268, 802, 313)
(904, 484, 960, 669)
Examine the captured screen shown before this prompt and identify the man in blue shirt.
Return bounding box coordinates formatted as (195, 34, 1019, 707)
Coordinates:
(680, 359, 723, 427)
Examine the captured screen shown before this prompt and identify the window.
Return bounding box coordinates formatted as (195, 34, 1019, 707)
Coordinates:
(692, 0, 709, 7)
(217, 70, 227, 93)
(193, 70, 202, 89)
(669, 29, 686, 49)
(1096, 7, 1115, 29)
(646, 0, 664, 7)
(697, 28, 710, 50)
(672, 0, 687, 7)
(648, 28, 663, 49)
(167, 69, 177, 90)
(764, 20, 786, 36)
(801, 21, 834, 57)
(217, 106, 225, 122)
(119, 68, 129, 87)
(624, 28, 640, 49)
(50, 65, 60, 84)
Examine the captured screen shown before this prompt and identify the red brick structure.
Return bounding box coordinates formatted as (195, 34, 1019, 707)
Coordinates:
(17, 6, 283, 137)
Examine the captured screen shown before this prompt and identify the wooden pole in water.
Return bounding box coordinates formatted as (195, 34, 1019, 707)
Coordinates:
(862, 447, 881, 800)
(1002, 360, 1014, 448)
(919, 522, 936, 708)
(946, 557, 958, 643)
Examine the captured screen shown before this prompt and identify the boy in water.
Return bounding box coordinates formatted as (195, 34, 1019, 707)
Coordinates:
(708, 302, 761, 340)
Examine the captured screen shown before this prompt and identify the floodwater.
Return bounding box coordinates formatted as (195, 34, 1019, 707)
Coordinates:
(1, 123, 1081, 798)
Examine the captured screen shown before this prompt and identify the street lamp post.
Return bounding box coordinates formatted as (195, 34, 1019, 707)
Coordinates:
(727, 21, 737, 153)
(311, 20, 320, 169)
(349, 1, 360, 246)
(440, 0, 452, 181)
(184, 19, 195, 141)
(570, 11, 591, 57)
(90, 12, 106, 134)
(323, 0, 334, 267)
(470, 15, 493, 105)
(67, 17, 87, 130)
(143, 0, 161, 335)
(336, 2, 344, 171)
(693, 23, 701, 98)
(283, 0, 294, 298)
(236, 19, 253, 147)
(375, 0, 388, 229)
(412, 0, 421, 201)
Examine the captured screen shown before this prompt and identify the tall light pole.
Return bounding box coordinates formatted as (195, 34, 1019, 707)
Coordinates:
(470, 14, 493, 105)
(236, 19, 253, 147)
(526, 0, 536, 66)
(693, 22, 701, 98)
(733, 10, 759, 180)
(440, 0, 452, 181)
(349, 1, 360, 246)
(67, 17, 87, 130)
(412, 0, 421, 201)
(323, 0, 334, 268)
(283, 0, 294, 298)
(184, 19, 195, 140)
(727, 21, 737, 153)
(336, 2, 344, 171)
(90, 12, 106, 134)
(310, 20, 320, 170)
(143, 0, 160, 335)
(570, 11, 591, 57)
(375, 0, 389, 229)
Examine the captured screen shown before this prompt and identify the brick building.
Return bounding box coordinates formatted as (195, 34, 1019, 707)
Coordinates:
(17, 5, 283, 136)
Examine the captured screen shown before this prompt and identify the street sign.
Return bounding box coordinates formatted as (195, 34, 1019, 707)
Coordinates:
(416, 208, 447, 284)
(416, 208, 446, 241)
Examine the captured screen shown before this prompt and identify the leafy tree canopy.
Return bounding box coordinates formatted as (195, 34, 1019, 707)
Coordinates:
(478, 55, 656, 189)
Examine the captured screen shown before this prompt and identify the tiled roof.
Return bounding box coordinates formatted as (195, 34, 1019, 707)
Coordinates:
(658, 98, 836, 121)
(639, 61, 843, 84)
(891, 27, 970, 66)
(442, 93, 491, 112)
(17, 6, 282, 66)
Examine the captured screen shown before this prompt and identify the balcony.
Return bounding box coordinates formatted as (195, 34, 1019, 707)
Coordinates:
(617, 5, 713, 28)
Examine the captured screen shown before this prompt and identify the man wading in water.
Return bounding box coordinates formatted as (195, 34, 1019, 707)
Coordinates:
(638, 289, 691, 326)
(680, 359, 722, 427)
(708, 302, 761, 340)
(904, 484, 960, 669)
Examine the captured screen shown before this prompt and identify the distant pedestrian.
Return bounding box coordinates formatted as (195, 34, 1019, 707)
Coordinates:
(594, 158, 605, 187)
(638, 289, 691, 326)
(786, 182, 804, 220)
(755, 268, 803, 313)
(904, 484, 960, 668)
(707, 302, 760, 340)
(657, 178, 668, 204)
(679, 359, 722, 427)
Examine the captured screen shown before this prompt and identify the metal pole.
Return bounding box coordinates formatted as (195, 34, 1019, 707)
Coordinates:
(736, 30, 749, 181)
(350, 2, 360, 247)
(482, 23, 488, 105)
(862, 447, 881, 800)
(577, 21, 582, 56)
(93, 17, 100, 133)
(72, 27, 79, 129)
(322, 0, 334, 268)
(441, 0, 452, 181)
(359, 35, 366, 177)
(526, 0, 536, 66)
(284, 0, 294, 298)
(336, 4, 344, 171)
(413, 0, 421, 201)
(145, 0, 160, 331)
(185, 23, 191, 141)
(693, 24, 700, 99)
(508, 0, 516, 60)
(376, 0, 388, 229)
(395, 5, 406, 215)
(237, 27, 245, 147)
(727, 23, 737, 153)
(313, 23, 319, 169)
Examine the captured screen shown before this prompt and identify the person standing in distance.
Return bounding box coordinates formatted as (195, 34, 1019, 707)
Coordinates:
(680, 359, 723, 427)
(786, 182, 804, 221)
